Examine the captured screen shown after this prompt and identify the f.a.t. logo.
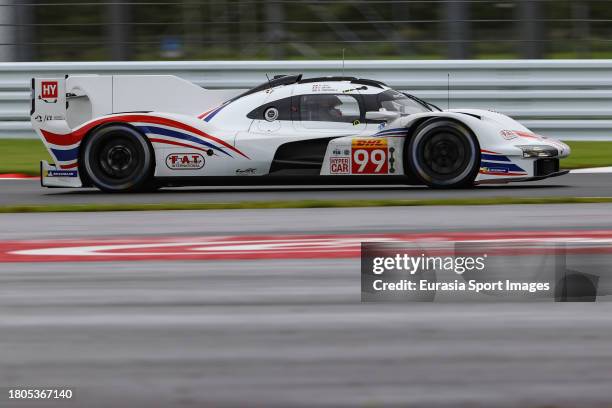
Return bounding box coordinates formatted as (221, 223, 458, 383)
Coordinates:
(40, 81, 58, 102)
(165, 153, 205, 170)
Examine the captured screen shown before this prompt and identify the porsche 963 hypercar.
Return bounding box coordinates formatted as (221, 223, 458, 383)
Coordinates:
(31, 74, 570, 192)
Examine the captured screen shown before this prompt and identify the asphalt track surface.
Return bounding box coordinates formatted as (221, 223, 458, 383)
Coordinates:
(1, 172, 612, 206)
(2, 205, 612, 407)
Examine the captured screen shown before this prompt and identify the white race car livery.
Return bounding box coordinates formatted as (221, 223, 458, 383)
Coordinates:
(30, 74, 570, 192)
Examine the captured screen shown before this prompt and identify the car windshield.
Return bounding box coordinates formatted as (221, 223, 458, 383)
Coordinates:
(377, 90, 436, 114)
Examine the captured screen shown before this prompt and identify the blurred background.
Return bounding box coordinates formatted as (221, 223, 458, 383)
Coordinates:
(0, 0, 609, 62)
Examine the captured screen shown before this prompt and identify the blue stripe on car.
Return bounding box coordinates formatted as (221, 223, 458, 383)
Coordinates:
(51, 147, 79, 162)
(481, 153, 511, 162)
(138, 125, 232, 157)
(480, 161, 525, 172)
(204, 105, 226, 122)
(376, 128, 407, 135)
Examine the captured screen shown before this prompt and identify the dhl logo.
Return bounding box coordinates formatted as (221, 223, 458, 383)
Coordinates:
(352, 138, 388, 148)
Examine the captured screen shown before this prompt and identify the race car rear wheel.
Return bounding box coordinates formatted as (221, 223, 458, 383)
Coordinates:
(82, 125, 155, 192)
(406, 119, 480, 188)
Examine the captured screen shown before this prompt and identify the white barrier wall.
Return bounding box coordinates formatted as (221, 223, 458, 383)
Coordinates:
(2, 60, 612, 140)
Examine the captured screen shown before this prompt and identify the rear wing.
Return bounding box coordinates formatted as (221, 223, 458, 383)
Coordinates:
(31, 75, 242, 130)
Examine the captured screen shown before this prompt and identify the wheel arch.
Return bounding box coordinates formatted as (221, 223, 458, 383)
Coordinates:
(402, 115, 481, 158)
(404, 115, 478, 142)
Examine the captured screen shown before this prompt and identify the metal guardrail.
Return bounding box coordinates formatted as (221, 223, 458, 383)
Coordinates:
(1, 60, 612, 140)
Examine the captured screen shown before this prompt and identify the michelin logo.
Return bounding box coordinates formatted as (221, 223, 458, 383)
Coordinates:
(47, 170, 77, 177)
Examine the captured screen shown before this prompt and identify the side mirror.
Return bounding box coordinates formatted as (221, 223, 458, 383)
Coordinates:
(365, 109, 400, 122)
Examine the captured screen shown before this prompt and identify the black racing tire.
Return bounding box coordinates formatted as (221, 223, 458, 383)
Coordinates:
(406, 119, 480, 189)
(81, 125, 155, 193)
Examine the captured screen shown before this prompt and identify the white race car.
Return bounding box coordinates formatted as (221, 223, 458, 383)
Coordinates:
(31, 74, 570, 192)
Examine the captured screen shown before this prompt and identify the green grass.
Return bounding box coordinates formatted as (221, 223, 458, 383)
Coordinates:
(0, 139, 51, 175)
(1, 196, 612, 214)
(0, 139, 611, 176)
(560, 141, 612, 169)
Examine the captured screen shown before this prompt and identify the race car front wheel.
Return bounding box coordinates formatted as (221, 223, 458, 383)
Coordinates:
(406, 119, 480, 188)
(82, 125, 155, 192)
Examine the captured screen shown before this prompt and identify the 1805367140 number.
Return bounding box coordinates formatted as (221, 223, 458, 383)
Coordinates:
(8, 389, 73, 399)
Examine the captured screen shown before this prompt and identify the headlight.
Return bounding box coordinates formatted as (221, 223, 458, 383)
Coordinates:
(517, 145, 558, 158)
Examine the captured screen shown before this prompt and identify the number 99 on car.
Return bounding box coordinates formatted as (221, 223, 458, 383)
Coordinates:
(351, 139, 389, 174)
